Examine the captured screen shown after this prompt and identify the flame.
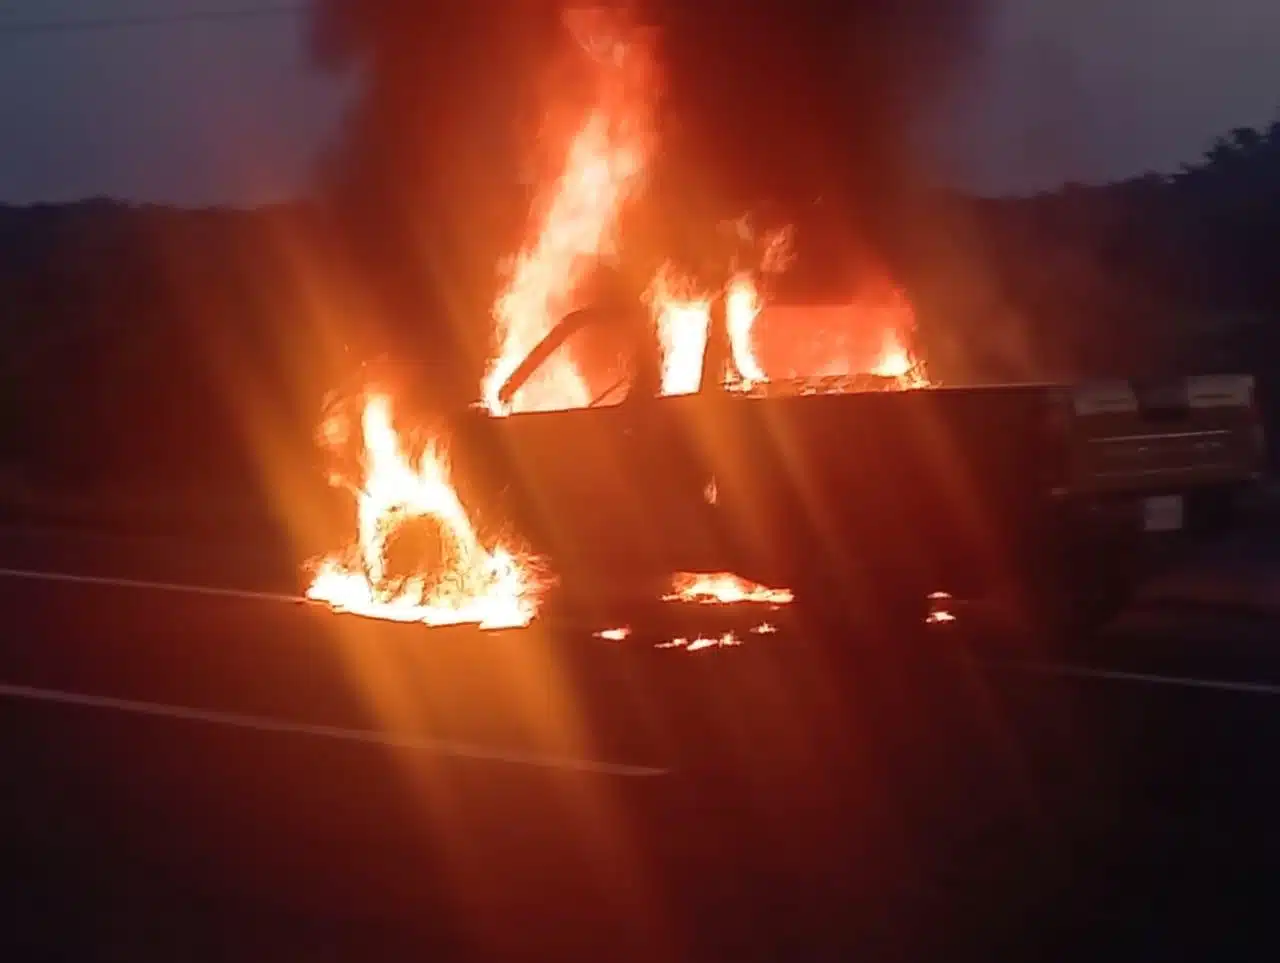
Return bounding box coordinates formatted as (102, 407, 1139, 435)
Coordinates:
(657, 633, 743, 651)
(869, 287, 929, 387)
(664, 571, 795, 606)
(723, 225, 792, 386)
(650, 251, 930, 397)
(687, 633, 740, 651)
(648, 264, 711, 396)
(727, 273, 930, 391)
(646, 225, 794, 398)
(594, 626, 632, 641)
(306, 395, 544, 629)
(926, 590, 957, 625)
(869, 328, 929, 387)
(482, 11, 657, 415)
(726, 273, 766, 384)
(869, 329, 914, 378)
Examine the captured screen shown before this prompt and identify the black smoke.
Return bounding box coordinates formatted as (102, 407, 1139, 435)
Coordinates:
(310, 1, 567, 396)
(650, 2, 989, 256)
(310, 1, 989, 387)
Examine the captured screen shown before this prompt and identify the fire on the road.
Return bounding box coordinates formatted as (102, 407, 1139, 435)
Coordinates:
(594, 627, 632, 641)
(658, 634, 744, 652)
(664, 572, 795, 607)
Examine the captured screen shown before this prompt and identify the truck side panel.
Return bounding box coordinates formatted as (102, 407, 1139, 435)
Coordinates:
(702, 386, 1062, 604)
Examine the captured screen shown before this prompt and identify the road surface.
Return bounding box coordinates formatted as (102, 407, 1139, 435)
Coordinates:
(1, 524, 1279, 961)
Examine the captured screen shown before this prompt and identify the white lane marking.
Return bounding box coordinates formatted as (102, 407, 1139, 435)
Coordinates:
(1017, 662, 1280, 697)
(7, 568, 1277, 706)
(0, 681, 670, 779)
(0, 567, 302, 605)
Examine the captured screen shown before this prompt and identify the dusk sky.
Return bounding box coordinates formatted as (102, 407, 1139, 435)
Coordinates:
(2, 0, 1279, 204)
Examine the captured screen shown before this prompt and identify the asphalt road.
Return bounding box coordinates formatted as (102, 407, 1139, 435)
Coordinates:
(1, 524, 1279, 962)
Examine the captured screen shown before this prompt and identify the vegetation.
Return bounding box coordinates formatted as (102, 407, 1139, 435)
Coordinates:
(1, 118, 1278, 536)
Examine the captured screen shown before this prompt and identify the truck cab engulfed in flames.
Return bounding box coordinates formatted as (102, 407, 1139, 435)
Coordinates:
(305, 6, 1265, 639)
(310, 290, 1267, 639)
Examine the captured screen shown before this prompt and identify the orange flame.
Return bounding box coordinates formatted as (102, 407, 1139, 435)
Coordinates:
(649, 224, 797, 397)
(648, 264, 711, 396)
(926, 590, 957, 624)
(647, 231, 928, 397)
(306, 395, 544, 628)
(657, 633, 743, 651)
(726, 273, 766, 384)
(664, 571, 795, 606)
(870, 327, 929, 386)
(726, 271, 929, 390)
(594, 626, 632, 641)
(482, 11, 657, 415)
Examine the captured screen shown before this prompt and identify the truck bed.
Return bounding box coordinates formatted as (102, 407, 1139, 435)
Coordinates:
(708, 383, 1065, 599)
(455, 373, 1263, 624)
(706, 376, 1263, 605)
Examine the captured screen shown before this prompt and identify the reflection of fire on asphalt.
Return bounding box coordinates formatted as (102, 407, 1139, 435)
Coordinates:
(305, 9, 926, 628)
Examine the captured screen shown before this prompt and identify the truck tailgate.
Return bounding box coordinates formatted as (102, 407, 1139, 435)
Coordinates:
(1068, 375, 1265, 494)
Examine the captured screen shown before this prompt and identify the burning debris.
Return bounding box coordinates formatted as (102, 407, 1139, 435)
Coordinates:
(664, 572, 795, 607)
(474, 7, 927, 419)
(593, 623, 779, 649)
(926, 591, 958, 625)
(657, 633, 743, 652)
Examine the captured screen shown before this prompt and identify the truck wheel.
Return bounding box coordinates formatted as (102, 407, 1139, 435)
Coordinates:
(789, 568, 931, 640)
(376, 512, 459, 601)
(1191, 485, 1239, 536)
(1017, 563, 1135, 645)
(1062, 576, 1131, 640)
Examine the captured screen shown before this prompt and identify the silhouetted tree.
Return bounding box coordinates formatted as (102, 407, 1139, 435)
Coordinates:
(2, 104, 1280, 529)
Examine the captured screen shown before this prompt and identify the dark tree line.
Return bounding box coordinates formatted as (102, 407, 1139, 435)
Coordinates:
(894, 118, 1280, 388)
(0, 115, 1278, 533)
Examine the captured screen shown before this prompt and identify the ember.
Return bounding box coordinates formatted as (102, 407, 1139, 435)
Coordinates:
(657, 633, 743, 651)
(482, 8, 659, 416)
(594, 626, 632, 641)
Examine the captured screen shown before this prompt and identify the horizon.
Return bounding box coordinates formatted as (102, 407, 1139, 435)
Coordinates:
(2, 1, 1279, 205)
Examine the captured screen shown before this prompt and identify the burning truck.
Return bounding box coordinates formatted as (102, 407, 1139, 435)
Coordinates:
(305, 10, 1266, 640)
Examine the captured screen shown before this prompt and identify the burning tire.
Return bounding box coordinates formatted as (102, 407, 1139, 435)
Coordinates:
(306, 393, 545, 629)
(373, 509, 462, 602)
